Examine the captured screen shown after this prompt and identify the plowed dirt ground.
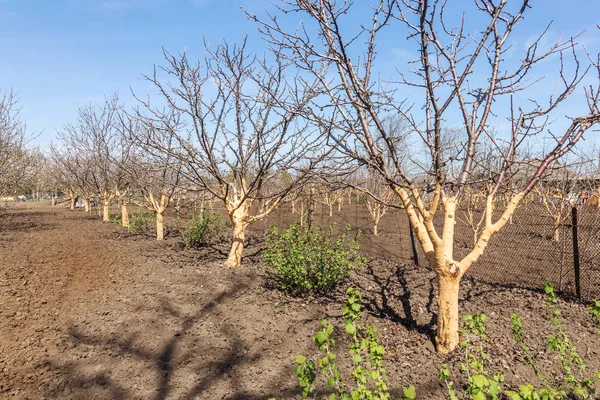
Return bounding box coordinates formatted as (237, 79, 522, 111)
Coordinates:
(1, 203, 598, 399)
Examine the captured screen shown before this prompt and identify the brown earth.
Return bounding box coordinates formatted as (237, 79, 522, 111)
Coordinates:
(0, 202, 599, 399)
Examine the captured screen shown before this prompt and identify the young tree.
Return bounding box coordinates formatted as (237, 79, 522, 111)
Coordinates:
(535, 166, 576, 242)
(56, 96, 125, 220)
(363, 172, 396, 236)
(253, 0, 600, 352)
(0, 89, 32, 197)
(119, 113, 184, 240)
(320, 186, 345, 217)
(135, 38, 325, 266)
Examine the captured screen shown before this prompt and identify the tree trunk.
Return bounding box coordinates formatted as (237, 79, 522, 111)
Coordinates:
(70, 196, 75, 210)
(156, 212, 164, 240)
(373, 221, 378, 236)
(51, 196, 56, 206)
(435, 273, 461, 354)
(84, 198, 90, 213)
(121, 202, 129, 228)
(225, 218, 245, 267)
(103, 200, 110, 222)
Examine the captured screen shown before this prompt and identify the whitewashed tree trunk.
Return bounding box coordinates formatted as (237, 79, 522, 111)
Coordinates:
(156, 212, 164, 241)
(225, 205, 249, 267)
(436, 273, 461, 352)
(103, 200, 110, 222)
(121, 202, 129, 228)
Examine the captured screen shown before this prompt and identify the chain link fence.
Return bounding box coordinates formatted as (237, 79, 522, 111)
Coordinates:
(259, 200, 600, 300)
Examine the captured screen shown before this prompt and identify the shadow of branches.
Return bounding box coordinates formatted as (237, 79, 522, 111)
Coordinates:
(44, 277, 303, 399)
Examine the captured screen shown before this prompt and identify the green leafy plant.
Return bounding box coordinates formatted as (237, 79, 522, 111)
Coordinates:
(507, 314, 566, 400)
(441, 289, 600, 400)
(440, 313, 505, 400)
(263, 222, 365, 296)
(108, 213, 122, 224)
(505, 284, 599, 399)
(541, 283, 598, 399)
(295, 288, 416, 400)
(180, 211, 228, 248)
(128, 211, 154, 233)
(440, 313, 554, 400)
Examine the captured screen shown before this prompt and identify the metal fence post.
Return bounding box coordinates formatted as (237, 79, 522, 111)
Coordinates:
(409, 224, 419, 266)
(571, 206, 581, 298)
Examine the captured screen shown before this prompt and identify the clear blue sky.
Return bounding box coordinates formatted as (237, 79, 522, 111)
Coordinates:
(0, 0, 598, 146)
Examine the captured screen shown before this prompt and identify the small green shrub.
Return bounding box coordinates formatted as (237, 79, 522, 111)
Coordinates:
(263, 222, 365, 296)
(294, 288, 416, 400)
(180, 211, 228, 248)
(108, 213, 122, 224)
(128, 211, 154, 233)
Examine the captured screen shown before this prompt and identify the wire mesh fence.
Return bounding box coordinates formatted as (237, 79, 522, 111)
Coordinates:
(257, 199, 600, 300)
(170, 194, 600, 300)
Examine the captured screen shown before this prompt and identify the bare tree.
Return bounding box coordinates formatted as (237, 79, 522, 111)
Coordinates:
(56, 96, 125, 220)
(252, 0, 600, 352)
(135, 38, 326, 266)
(362, 170, 396, 236)
(0, 89, 33, 197)
(535, 165, 578, 242)
(120, 113, 184, 240)
(320, 185, 345, 217)
(50, 145, 94, 211)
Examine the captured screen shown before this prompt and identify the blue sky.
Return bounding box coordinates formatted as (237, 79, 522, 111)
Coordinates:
(0, 0, 599, 147)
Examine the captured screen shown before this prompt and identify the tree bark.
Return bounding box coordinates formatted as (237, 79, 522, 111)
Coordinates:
(121, 202, 129, 228)
(435, 273, 461, 353)
(84, 198, 90, 213)
(103, 200, 110, 222)
(69, 196, 75, 210)
(156, 212, 164, 240)
(225, 218, 245, 267)
(373, 221, 378, 236)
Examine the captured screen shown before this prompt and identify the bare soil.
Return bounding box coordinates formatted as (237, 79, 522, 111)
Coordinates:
(1, 203, 599, 399)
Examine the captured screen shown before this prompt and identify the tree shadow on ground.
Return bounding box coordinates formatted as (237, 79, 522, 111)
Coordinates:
(44, 278, 303, 400)
(354, 264, 438, 342)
